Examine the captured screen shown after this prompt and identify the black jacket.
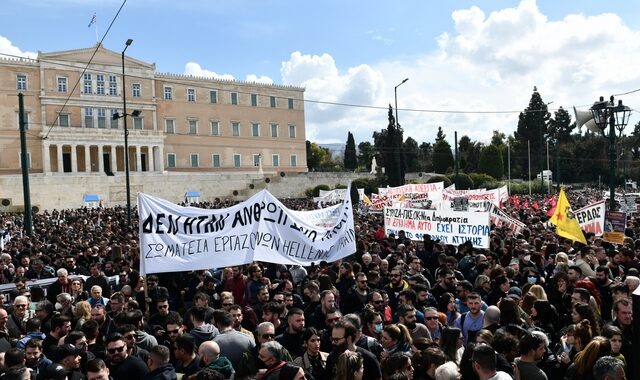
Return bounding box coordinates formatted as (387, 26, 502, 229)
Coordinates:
(144, 363, 177, 380)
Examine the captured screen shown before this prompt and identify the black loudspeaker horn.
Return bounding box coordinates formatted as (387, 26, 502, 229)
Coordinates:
(280, 171, 285, 177)
(233, 190, 238, 196)
(1, 199, 10, 206)
(574, 106, 600, 133)
(249, 184, 255, 189)
(265, 178, 271, 183)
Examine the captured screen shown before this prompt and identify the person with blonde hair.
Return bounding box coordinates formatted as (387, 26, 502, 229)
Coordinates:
(73, 300, 91, 330)
(528, 285, 547, 301)
(564, 336, 611, 380)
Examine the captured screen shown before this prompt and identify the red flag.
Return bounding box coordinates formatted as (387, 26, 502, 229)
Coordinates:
(532, 201, 539, 210)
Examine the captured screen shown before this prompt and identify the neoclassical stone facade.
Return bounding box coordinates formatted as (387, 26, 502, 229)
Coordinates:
(0, 44, 307, 178)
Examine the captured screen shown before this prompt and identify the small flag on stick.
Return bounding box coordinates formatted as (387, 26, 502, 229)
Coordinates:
(88, 13, 96, 28)
(548, 188, 587, 244)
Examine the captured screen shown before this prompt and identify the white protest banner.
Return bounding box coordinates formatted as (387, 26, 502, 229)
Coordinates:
(441, 186, 508, 211)
(383, 206, 490, 248)
(291, 203, 342, 228)
(138, 187, 356, 276)
(373, 183, 444, 211)
(314, 188, 365, 204)
(488, 204, 526, 234)
(574, 200, 605, 237)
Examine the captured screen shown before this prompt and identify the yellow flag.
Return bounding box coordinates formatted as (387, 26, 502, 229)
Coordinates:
(549, 188, 587, 244)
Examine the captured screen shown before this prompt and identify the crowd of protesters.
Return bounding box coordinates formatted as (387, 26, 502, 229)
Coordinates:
(0, 188, 635, 380)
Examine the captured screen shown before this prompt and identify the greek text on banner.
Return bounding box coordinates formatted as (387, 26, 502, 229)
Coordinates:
(383, 206, 490, 248)
(138, 187, 356, 276)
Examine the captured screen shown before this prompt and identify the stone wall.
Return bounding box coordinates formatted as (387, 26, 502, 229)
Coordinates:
(0, 171, 380, 211)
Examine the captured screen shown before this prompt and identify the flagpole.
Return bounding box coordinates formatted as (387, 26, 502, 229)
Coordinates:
(95, 19, 98, 43)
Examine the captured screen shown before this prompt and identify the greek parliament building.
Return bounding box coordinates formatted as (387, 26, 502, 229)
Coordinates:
(0, 44, 309, 209)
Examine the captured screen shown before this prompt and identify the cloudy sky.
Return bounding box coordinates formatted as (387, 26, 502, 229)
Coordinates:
(2, 0, 640, 148)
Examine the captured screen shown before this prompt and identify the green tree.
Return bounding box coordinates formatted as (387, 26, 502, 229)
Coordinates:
(513, 86, 551, 179)
(357, 141, 374, 170)
(403, 137, 419, 172)
(478, 144, 504, 179)
(374, 105, 405, 186)
(418, 142, 433, 172)
(432, 127, 454, 174)
(343, 132, 358, 170)
(306, 141, 334, 171)
(547, 106, 574, 143)
(491, 130, 506, 146)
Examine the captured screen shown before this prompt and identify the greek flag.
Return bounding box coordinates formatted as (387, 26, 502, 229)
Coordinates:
(88, 13, 96, 28)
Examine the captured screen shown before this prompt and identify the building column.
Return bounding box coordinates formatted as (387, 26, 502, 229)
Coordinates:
(85, 145, 91, 173)
(157, 145, 165, 172)
(135, 145, 142, 172)
(70, 144, 78, 173)
(42, 142, 50, 174)
(111, 146, 117, 174)
(98, 145, 104, 174)
(57, 145, 64, 173)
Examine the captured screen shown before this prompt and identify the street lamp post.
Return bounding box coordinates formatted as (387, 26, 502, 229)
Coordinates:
(590, 95, 631, 210)
(121, 39, 133, 227)
(394, 78, 409, 127)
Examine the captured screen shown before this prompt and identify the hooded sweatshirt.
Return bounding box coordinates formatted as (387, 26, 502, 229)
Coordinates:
(207, 356, 234, 379)
(190, 324, 219, 347)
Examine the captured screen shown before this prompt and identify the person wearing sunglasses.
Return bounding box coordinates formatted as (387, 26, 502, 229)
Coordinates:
(105, 333, 149, 380)
(148, 297, 180, 338)
(341, 273, 370, 315)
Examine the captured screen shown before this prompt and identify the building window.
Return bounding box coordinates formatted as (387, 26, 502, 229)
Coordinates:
(190, 154, 199, 168)
(289, 125, 296, 138)
(231, 122, 240, 136)
(212, 154, 221, 168)
(210, 90, 217, 104)
(132, 83, 141, 97)
(84, 108, 93, 128)
(83, 73, 92, 94)
(271, 123, 278, 137)
(109, 75, 117, 95)
(18, 152, 31, 169)
(187, 88, 196, 102)
(167, 154, 176, 168)
(97, 109, 106, 128)
(253, 154, 261, 166)
(251, 94, 258, 107)
(133, 116, 143, 130)
(272, 154, 280, 167)
(96, 74, 105, 95)
(188, 119, 198, 134)
(251, 123, 260, 137)
(57, 77, 67, 93)
(231, 92, 238, 105)
(16, 74, 27, 90)
(270, 96, 276, 108)
(58, 114, 69, 127)
(290, 155, 297, 167)
(164, 86, 173, 100)
(288, 98, 294, 109)
(233, 154, 241, 167)
(210, 121, 220, 136)
(165, 119, 175, 134)
(15, 111, 30, 130)
(110, 109, 119, 128)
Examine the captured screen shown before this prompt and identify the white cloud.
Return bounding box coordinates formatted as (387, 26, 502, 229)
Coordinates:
(244, 74, 273, 85)
(281, 51, 385, 143)
(183, 62, 234, 80)
(280, 0, 640, 145)
(0, 36, 37, 59)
